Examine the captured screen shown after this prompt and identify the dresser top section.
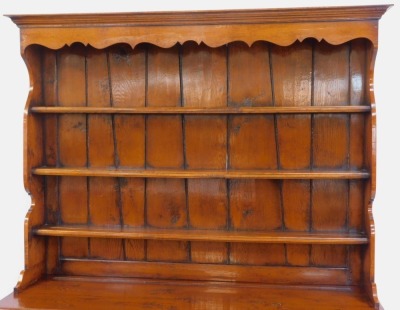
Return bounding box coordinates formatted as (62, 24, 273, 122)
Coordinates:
(7, 5, 391, 27)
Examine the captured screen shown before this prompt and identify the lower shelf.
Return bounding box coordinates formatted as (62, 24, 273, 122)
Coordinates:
(0, 276, 378, 310)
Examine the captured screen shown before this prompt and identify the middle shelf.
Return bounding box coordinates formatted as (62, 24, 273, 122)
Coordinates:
(32, 168, 370, 179)
(34, 225, 368, 245)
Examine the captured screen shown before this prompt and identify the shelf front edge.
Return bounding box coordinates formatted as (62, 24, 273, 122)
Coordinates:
(30, 106, 372, 114)
(32, 168, 370, 179)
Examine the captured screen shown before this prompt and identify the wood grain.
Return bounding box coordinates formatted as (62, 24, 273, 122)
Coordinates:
(228, 41, 272, 107)
(42, 48, 59, 274)
(348, 39, 368, 284)
(230, 180, 282, 231)
(86, 47, 123, 260)
(108, 44, 147, 260)
(229, 115, 277, 169)
(312, 42, 350, 269)
(188, 179, 228, 263)
(187, 180, 227, 230)
(109, 46, 146, 167)
(57, 45, 89, 259)
(182, 42, 228, 263)
(0, 277, 377, 309)
(146, 45, 188, 262)
(282, 181, 311, 266)
(271, 41, 313, 267)
(15, 21, 382, 52)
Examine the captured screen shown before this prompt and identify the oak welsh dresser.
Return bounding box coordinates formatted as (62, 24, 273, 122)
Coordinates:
(0, 5, 391, 309)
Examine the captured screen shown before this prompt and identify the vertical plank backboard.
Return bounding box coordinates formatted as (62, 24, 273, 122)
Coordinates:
(312, 42, 350, 268)
(57, 45, 88, 258)
(228, 42, 284, 266)
(86, 48, 123, 260)
(108, 44, 146, 261)
(35, 40, 371, 285)
(348, 39, 368, 283)
(183, 42, 228, 263)
(42, 48, 59, 274)
(228, 42, 272, 107)
(146, 45, 188, 262)
(349, 39, 367, 232)
(271, 41, 312, 266)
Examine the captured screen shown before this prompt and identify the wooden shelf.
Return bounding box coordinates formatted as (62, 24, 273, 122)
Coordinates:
(0, 277, 378, 310)
(34, 225, 368, 245)
(30, 106, 371, 114)
(32, 167, 370, 179)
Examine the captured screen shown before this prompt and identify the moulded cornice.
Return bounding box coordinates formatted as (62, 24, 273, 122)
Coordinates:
(7, 5, 391, 28)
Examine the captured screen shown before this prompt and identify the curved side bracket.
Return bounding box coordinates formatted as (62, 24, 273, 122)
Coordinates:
(14, 45, 46, 294)
(364, 45, 381, 309)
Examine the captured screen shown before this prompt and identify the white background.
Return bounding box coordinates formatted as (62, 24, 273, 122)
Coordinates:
(0, 0, 398, 308)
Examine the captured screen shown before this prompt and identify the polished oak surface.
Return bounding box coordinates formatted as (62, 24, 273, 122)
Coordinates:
(1, 5, 390, 309)
(0, 277, 379, 310)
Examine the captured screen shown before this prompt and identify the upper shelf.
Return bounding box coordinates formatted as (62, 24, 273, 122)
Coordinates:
(33, 167, 369, 179)
(30, 106, 371, 115)
(7, 5, 392, 51)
